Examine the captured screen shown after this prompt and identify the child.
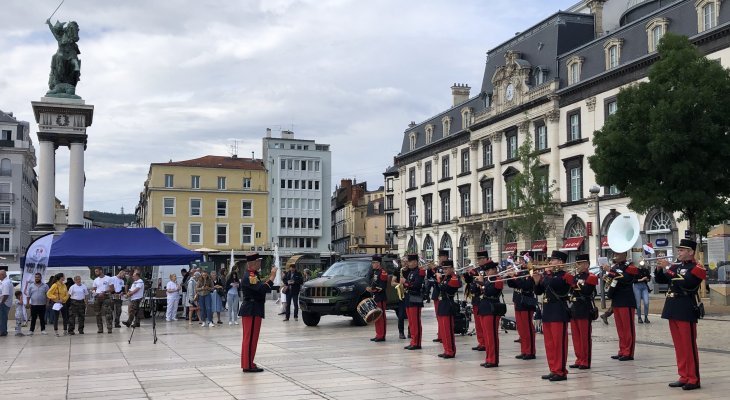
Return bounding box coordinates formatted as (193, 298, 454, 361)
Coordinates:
(14, 290, 26, 337)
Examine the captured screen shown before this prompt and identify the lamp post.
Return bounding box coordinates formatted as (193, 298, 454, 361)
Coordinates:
(410, 214, 418, 254)
(588, 185, 606, 308)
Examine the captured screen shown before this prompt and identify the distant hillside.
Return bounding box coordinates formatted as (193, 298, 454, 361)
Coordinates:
(87, 211, 136, 226)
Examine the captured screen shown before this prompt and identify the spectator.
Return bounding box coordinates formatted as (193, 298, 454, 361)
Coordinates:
(47, 273, 70, 337)
(210, 271, 224, 324)
(27, 273, 49, 335)
(187, 272, 200, 324)
(14, 290, 25, 336)
(226, 272, 240, 325)
(165, 274, 181, 322)
(45, 275, 58, 327)
(196, 271, 214, 327)
(0, 270, 13, 336)
(634, 264, 652, 323)
(67, 276, 89, 335)
(123, 271, 144, 328)
(181, 268, 190, 319)
(283, 263, 304, 322)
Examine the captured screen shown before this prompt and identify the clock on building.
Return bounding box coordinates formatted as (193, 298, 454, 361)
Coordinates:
(505, 83, 515, 101)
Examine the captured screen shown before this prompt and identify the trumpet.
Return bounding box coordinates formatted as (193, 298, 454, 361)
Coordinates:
(454, 263, 475, 274)
(484, 265, 521, 282)
(638, 256, 674, 267)
(489, 269, 531, 283)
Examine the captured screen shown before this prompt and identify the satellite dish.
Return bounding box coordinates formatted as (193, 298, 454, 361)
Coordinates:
(607, 213, 641, 253)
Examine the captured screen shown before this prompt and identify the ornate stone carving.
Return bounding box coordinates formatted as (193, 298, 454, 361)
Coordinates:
(518, 120, 530, 133)
(451, 148, 458, 159)
(546, 109, 560, 122)
(469, 140, 479, 150)
(586, 96, 597, 112)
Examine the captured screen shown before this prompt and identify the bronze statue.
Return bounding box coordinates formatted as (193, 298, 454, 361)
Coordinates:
(46, 18, 81, 98)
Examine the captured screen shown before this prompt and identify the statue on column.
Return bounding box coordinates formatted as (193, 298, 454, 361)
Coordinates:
(46, 18, 81, 99)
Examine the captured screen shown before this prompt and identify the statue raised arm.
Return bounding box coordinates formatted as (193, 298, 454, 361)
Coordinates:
(46, 18, 82, 98)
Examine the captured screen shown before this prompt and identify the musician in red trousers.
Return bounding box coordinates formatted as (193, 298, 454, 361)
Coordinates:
(239, 253, 277, 373)
(435, 260, 461, 358)
(507, 251, 537, 360)
(655, 239, 706, 391)
(533, 250, 574, 381)
(429, 249, 449, 343)
(367, 255, 389, 342)
(403, 254, 425, 350)
(476, 260, 503, 368)
(605, 252, 638, 361)
(463, 250, 492, 352)
(569, 254, 598, 370)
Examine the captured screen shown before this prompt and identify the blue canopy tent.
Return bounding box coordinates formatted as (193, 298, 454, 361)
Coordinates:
(45, 227, 201, 266)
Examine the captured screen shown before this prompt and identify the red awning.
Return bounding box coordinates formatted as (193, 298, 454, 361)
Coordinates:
(503, 242, 518, 252)
(560, 237, 584, 251)
(601, 236, 610, 249)
(531, 240, 547, 252)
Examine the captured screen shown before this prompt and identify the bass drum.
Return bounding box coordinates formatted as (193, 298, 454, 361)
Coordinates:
(356, 298, 383, 324)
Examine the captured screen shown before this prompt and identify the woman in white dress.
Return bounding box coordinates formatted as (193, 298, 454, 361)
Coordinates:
(165, 274, 181, 321)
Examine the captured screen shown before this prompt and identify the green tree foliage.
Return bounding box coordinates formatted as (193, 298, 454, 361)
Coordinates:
(589, 33, 730, 235)
(506, 134, 558, 245)
(86, 211, 135, 226)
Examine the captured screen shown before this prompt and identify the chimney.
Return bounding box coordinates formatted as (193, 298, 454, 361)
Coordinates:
(588, 0, 607, 38)
(341, 179, 352, 188)
(281, 130, 294, 139)
(408, 121, 416, 128)
(266, 128, 271, 138)
(451, 83, 471, 106)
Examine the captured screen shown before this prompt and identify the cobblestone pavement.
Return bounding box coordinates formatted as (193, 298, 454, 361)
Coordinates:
(1, 300, 729, 400)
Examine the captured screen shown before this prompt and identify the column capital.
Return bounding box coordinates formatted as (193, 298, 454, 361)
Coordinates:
(546, 109, 560, 122)
(586, 96, 597, 112)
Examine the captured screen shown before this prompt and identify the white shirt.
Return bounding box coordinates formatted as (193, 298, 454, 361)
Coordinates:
(93, 275, 112, 297)
(129, 279, 145, 300)
(165, 281, 179, 297)
(68, 284, 89, 301)
(1, 278, 14, 307)
(110, 276, 125, 293)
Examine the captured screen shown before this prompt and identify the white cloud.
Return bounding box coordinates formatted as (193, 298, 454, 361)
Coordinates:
(0, 0, 576, 212)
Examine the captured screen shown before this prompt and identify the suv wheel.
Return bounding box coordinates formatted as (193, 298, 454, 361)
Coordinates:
(302, 311, 321, 327)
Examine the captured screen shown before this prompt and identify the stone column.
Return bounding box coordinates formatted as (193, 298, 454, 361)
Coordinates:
(68, 141, 85, 228)
(492, 133, 503, 210)
(36, 140, 56, 230)
(547, 109, 561, 201)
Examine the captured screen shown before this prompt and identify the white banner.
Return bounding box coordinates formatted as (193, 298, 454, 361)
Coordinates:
(21, 233, 55, 300)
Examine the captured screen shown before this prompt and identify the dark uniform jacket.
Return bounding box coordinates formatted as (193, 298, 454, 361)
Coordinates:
(570, 271, 598, 320)
(428, 266, 443, 301)
(654, 260, 707, 322)
(507, 272, 536, 311)
(238, 270, 273, 318)
(478, 279, 504, 315)
(370, 267, 389, 303)
(403, 267, 426, 307)
(436, 273, 462, 316)
(463, 266, 488, 306)
(283, 271, 304, 294)
(535, 270, 574, 323)
(607, 261, 638, 307)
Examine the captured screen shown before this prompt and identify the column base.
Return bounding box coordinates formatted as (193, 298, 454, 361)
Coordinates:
(66, 224, 84, 230)
(33, 224, 55, 231)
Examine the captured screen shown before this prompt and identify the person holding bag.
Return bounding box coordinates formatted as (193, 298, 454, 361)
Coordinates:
(569, 254, 599, 370)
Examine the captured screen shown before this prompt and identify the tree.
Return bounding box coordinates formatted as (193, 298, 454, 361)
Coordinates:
(589, 33, 730, 236)
(506, 134, 559, 246)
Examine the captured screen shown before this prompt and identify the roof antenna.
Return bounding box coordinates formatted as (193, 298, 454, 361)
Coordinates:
(251, 151, 254, 160)
(229, 140, 239, 158)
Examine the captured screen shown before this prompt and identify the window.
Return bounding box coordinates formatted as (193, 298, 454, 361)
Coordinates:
(191, 175, 200, 189)
(646, 17, 669, 52)
(461, 149, 470, 174)
(423, 195, 433, 225)
(190, 198, 201, 216)
(440, 191, 450, 222)
(603, 38, 624, 70)
(216, 224, 228, 245)
(407, 199, 416, 227)
(164, 174, 174, 188)
(0, 206, 9, 225)
(425, 125, 434, 144)
(217, 176, 226, 190)
(506, 130, 518, 160)
(242, 200, 252, 217)
(460, 187, 471, 217)
(280, 159, 286, 170)
(163, 198, 175, 215)
(189, 224, 201, 244)
(287, 159, 293, 170)
(567, 56, 584, 85)
(606, 99, 618, 117)
(386, 178, 393, 192)
(461, 107, 472, 129)
(534, 66, 547, 85)
(216, 199, 227, 217)
(482, 140, 493, 166)
(481, 180, 494, 213)
(649, 211, 673, 231)
(281, 179, 286, 189)
(567, 111, 581, 141)
(287, 180, 293, 189)
(294, 180, 300, 190)
(424, 161, 432, 183)
(0, 130, 11, 141)
(442, 117, 452, 137)
(409, 132, 417, 151)
(386, 195, 394, 210)
(441, 156, 450, 179)
(314, 218, 320, 229)
(505, 174, 519, 208)
(243, 178, 251, 190)
(241, 225, 253, 244)
(301, 160, 307, 170)
(564, 156, 584, 202)
(697, 0, 720, 32)
(607, 185, 620, 195)
(408, 167, 416, 189)
(0, 159, 10, 176)
(386, 214, 394, 228)
(162, 223, 175, 241)
(535, 124, 547, 150)
(315, 161, 320, 171)
(315, 181, 320, 190)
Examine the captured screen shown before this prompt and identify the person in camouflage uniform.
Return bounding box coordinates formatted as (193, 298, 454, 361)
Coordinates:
(67, 276, 88, 335)
(92, 268, 114, 334)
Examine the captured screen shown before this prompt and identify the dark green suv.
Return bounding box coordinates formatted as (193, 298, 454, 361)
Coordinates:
(298, 256, 400, 326)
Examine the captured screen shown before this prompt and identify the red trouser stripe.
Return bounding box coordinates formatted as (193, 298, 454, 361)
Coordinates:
(241, 316, 262, 369)
(437, 315, 456, 356)
(375, 301, 387, 339)
(570, 318, 592, 367)
(543, 321, 568, 376)
(479, 315, 500, 365)
(669, 319, 701, 385)
(406, 306, 422, 347)
(613, 307, 635, 357)
(516, 310, 536, 356)
(473, 304, 485, 347)
(433, 299, 440, 339)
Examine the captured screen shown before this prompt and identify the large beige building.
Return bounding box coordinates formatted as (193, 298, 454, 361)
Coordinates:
(136, 155, 269, 253)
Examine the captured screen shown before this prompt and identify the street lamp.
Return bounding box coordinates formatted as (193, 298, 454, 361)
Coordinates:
(410, 214, 418, 254)
(588, 185, 606, 308)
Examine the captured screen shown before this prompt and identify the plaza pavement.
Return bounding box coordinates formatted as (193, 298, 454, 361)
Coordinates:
(1, 299, 729, 400)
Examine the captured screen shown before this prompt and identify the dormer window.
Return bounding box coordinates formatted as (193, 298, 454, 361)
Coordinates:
(603, 38, 624, 70)
(696, 0, 721, 32)
(646, 18, 669, 52)
(534, 66, 549, 85)
(425, 124, 434, 144)
(409, 132, 417, 151)
(442, 116, 452, 137)
(461, 107, 473, 129)
(567, 56, 584, 85)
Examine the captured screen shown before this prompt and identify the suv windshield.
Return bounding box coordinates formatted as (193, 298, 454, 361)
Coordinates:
(322, 261, 370, 278)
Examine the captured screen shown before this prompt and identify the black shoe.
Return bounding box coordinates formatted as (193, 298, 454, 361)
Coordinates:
(668, 381, 686, 388)
(638, 317, 643, 324)
(242, 367, 264, 373)
(108, 330, 113, 334)
(114, 324, 121, 328)
(579, 365, 590, 370)
(611, 355, 620, 360)
(549, 375, 567, 382)
(601, 314, 609, 325)
(97, 330, 103, 334)
(373, 338, 385, 342)
(283, 319, 289, 322)
(399, 333, 406, 339)
(569, 364, 580, 369)
(78, 331, 84, 335)
(370, 338, 377, 341)
(438, 353, 445, 358)
(515, 354, 525, 359)
(541, 373, 555, 380)
(432, 338, 442, 342)
(407, 346, 422, 350)
(682, 383, 700, 390)
(514, 338, 521, 343)
(479, 362, 487, 367)
(618, 356, 634, 361)
(122, 321, 130, 327)
(404, 345, 413, 350)
(522, 355, 536, 360)
(68, 331, 75, 335)
(441, 354, 454, 359)
(644, 317, 650, 323)
(277, 312, 285, 315)
(472, 346, 485, 351)
(483, 363, 498, 368)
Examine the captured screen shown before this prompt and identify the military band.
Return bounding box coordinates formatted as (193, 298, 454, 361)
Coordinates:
(367, 255, 388, 342)
(435, 260, 461, 358)
(507, 251, 537, 360)
(605, 252, 638, 361)
(569, 254, 598, 369)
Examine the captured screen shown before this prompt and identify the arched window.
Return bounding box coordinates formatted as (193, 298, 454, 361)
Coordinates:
(425, 125, 434, 144)
(409, 132, 417, 151)
(565, 217, 586, 238)
(645, 208, 676, 253)
(440, 233, 452, 254)
(648, 211, 672, 231)
(407, 237, 418, 254)
(480, 232, 491, 250)
(459, 234, 469, 268)
(0, 159, 10, 176)
(423, 235, 434, 261)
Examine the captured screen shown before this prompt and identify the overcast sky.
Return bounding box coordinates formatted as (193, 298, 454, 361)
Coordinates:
(0, 0, 577, 214)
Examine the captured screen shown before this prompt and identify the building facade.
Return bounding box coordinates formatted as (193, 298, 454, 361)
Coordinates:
(331, 180, 386, 254)
(387, 0, 726, 265)
(136, 155, 269, 253)
(263, 129, 332, 258)
(0, 110, 37, 269)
